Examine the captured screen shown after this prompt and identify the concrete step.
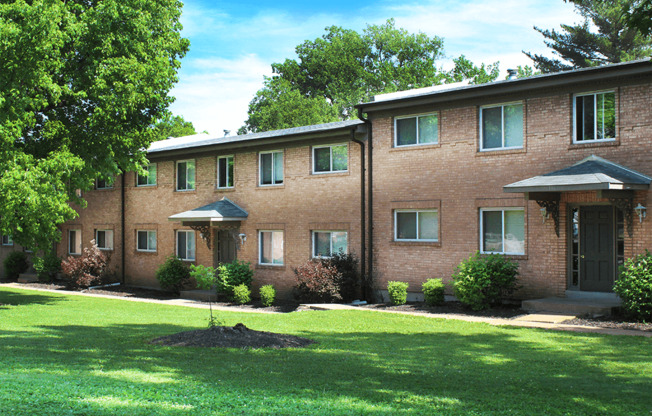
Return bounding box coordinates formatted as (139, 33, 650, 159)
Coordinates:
(522, 296, 621, 317)
(180, 289, 217, 302)
(17, 273, 39, 283)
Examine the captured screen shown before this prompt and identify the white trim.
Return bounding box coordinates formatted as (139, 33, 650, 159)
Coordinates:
(311, 230, 348, 258)
(175, 159, 196, 191)
(479, 207, 525, 255)
(95, 229, 114, 251)
(394, 209, 439, 242)
(258, 230, 284, 265)
(137, 163, 157, 187)
(217, 155, 235, 189)
(312, 143, 349, 174)
(394, 112, 439, 147)
(572, 90, 616, 144)
(136, 230, 157, 252)
(176, 230, 195, 261)
(259, 150, 284, 186)
(479, 101, 524, 151)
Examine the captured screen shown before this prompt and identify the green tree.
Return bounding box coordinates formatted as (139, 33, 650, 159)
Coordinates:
(624, 0, 652, 35)
(241, 19, 496, 133)
(449, 55, 500, 84)
(0, 0, 188, 252)
(525, 0, 652, 73)
(153, 113, 199, 141)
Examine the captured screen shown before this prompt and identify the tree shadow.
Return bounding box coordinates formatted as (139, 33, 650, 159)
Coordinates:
(0, 288, 66, 307)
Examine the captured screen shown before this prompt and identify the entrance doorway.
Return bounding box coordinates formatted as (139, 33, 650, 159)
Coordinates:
(214, 229, 237, 265)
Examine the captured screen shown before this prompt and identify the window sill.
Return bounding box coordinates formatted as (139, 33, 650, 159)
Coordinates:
(175, 189, 197, 193)
(481, 252, 528, 260)
(215, 187, 236, 192)
(257, 184, 284, 189)
(476, 148, 526, 157)
(568, 140, 619, 150)
(135, 185, 158, 189)
(390, 241, 441, 248)
(390, 143, 440, 152)
(310, 171, 350, 178)
(256, 264, 286, 270)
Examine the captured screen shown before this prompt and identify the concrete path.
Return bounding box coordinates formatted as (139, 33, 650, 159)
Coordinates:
(2, 283, 650, 337)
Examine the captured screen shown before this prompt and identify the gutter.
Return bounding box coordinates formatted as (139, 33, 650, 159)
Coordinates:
(350, 128, 366, 298)
(357, 108, 374, 302)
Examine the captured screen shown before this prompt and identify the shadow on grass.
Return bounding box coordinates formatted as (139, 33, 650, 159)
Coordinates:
(1, 318, 650, 415)
(0, 289, 66, 307)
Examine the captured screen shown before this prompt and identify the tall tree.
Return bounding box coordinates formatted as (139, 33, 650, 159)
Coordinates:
(241, 19, 497, 133)
(0, 0, 188, 252)
(624, 0, 652, 35)
(153, 113, 200, 141)
(524, 0, 652, 73)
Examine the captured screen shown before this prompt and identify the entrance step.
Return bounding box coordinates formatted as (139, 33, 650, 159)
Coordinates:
(522, 297, 621, 316)
(179, 289, 217, 302)
(17, 273, 39, 283)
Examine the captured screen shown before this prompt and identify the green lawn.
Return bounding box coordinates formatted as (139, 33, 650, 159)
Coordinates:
(0, 288, 650, 415)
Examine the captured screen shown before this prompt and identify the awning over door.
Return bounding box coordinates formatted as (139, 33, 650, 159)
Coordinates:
(503, 155, 651, 193)
(168, 197, 248, 223)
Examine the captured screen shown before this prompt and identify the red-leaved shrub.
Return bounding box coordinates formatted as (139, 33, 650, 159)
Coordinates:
(294, 259, 343, 303)
(61, 240, 113, 288)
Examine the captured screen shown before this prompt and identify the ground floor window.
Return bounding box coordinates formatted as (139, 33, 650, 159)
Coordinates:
(480, 208, 525, 254)
(176, 230, 195, 261)
(69, 229, 82, 255)
(394, 210, 439, 241)
(312, 231, 347, 257)
(259, 230, 283, 265)
(137, 230, 157, 252)
(95, 230, 114, 250)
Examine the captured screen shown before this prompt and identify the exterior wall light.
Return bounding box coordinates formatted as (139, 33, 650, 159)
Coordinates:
(634, 203, 646, 223)
(238, 233, 247, 246)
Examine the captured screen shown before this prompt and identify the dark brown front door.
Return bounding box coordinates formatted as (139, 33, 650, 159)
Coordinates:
(579, 206, 614, 292)
(214, 230, 237, 265)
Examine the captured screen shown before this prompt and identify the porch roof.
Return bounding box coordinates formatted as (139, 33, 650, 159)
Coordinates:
(168, 197, 248, 222)
(503, 155, 651, 193)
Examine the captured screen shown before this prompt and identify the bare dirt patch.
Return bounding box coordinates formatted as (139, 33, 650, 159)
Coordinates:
(150, 323, 316, 349)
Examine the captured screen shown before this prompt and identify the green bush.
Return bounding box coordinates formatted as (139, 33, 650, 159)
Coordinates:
(614, 250, 652, 322)
(452, 252, 519, 311)
(190, 264, 216, 291)
(422, 278, 445, 306)
(4, 251, 28, 281)
(232, 284, 251, 305)
(387, 281, 409, 306)
(328, 252, 360, 303)
(155, 255, 190, 294)
(216, 260, 253, 300)
(33, 251, 61, 282)
(260, 284, 276, 307)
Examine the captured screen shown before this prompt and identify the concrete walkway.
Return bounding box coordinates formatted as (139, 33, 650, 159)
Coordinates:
(2, 283, 650, 337)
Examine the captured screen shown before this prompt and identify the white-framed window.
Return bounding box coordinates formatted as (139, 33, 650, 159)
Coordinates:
(574, 91, 616, 143)
(137, 163, 157, 187)
(217, 155, 234, 188)
(259, 230, 283, 265)
(395, 113, 438, 147)
(394, 210, 439, 242)
(96, 177, 114, 190)
(259, 151, 283, 186)
(69, 229, 82, 255)
(176, 160, 196, 191)
(312, 231, 347, 258)
(95, 229, 114, 251)
(176, 230, 195, 261)
(136, 230, 157, 252)
(2, 235, 13, 246)
(313, 144, 348, 174)
(480, 102, 523, 150)
(480, 208, 525, 255)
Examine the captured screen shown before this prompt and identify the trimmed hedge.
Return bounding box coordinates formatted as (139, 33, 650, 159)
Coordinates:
(387, 281, 409, 306)
(614, 251, 652, 322)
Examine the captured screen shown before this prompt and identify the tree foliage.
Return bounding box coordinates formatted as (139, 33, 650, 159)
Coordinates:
(241, 19, 498, 133)
(0, 0, 188, 252)
(624, 0, 652, 35)
(524, 0, 652, 73)
(153, 113, 199, 141)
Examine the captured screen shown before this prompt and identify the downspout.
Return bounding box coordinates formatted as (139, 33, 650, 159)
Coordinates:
(121, 171, 126, 284)
(357, 108, 373, 301)
(350, 129, 366, 299)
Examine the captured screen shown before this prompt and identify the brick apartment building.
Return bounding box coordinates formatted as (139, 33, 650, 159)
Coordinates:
(2, 59, 651, 300)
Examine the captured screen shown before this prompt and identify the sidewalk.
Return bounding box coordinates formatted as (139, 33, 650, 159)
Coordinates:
(2, 283, 650, 337)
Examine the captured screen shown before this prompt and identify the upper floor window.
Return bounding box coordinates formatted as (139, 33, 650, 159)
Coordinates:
(2, 235, 13, 246)
(480, 103, 523, 151)
(394, 210, 439, 242)
(395, 113, 438, 147)
(259, 230, 284, 265)
(137, 230, 157, 252)
(480, 208, 524, 255)
(176, 230, 195, 261)
(69, 229, 82, 255)
(95, 229, 114, 251)
(137, 163, 157, 187)
(176, 160, 196, 191)
(312, 231, 347, 258)
(313, 144, 348, 174)
(260, 151, 283, 186)
(96, 177, 114, 190)
(574, 91, 615, 142)
(217, 155, 234, 188)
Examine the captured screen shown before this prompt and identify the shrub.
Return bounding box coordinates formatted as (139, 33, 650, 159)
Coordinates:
(155, 255, 190, 294)
(614, 250, 652, 322)
(61, 241, 112, 288)
(3, 251, 28, 281)
(190, 264, 216, 291)
(216, 260, 253, 299)
(452, 252, 519, 311)
(387, 281, 409, 305)
(232, 284, 251, 305)
(294, 259, 342, 303)
(422, 278, 445, 306)
(33, 251, 61, 282)
(260, 284, 276, 307)
(328, 252, 360, 302)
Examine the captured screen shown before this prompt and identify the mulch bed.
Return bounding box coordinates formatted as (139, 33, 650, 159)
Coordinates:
(359, 301, 527, 319)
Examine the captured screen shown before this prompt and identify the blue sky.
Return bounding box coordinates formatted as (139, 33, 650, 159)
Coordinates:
(169, 0, 580, 136)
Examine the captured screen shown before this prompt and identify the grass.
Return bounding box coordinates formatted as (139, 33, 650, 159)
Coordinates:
(0, 287, 651, 415)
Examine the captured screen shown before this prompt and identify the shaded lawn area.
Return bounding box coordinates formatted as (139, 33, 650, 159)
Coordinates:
(0, 288, 650, 415)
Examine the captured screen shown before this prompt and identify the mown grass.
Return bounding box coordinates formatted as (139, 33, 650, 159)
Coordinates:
(0, 287, 651, 415)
